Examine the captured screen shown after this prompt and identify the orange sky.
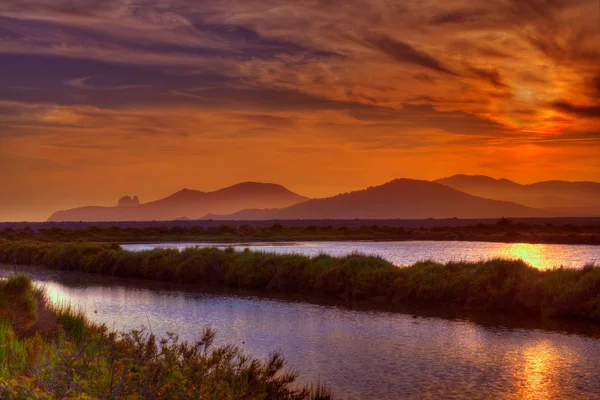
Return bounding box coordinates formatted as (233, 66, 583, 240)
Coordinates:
(1, 0, 599, 221)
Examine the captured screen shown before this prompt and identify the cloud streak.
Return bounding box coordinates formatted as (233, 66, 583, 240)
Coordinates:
(360, 33, 457, 76)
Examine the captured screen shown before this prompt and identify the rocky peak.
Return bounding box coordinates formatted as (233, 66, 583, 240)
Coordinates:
(117, 195, 140, 207)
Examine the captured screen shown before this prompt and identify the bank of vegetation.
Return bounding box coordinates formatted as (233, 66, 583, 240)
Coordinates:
(1, 240, 600, 323)
(2, 219, 600, 245)
(0, 275, 332, 399)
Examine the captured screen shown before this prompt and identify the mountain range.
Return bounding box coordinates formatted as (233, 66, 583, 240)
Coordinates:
(436, 175, 600, 216)
(205, 179, 540, 220)
(47, 175, 600, 222)
(48, 183, 308, 222)
(48, 175, 600, 222)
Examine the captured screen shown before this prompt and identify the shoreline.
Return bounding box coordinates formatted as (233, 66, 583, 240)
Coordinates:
(2, 240, 600, 324)
(0, 275, 332, 399)
(4, 263, 600, 339)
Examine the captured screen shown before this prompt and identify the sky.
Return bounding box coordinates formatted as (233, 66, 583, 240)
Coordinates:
(1, 0, 600, 221)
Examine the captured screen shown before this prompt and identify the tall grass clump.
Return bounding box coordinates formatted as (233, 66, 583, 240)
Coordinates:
(2, 239, 600, 322)
(0, 275, 39, 330)
(0, 320, 28, 371)
(0, 275, 333, 399)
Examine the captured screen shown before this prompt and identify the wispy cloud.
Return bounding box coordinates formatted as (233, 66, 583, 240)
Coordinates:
(360, 33, 457, 76)
(63, 76, 150, 91)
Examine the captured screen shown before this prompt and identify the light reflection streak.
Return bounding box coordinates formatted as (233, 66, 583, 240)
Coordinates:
(515, 341, 560, 399)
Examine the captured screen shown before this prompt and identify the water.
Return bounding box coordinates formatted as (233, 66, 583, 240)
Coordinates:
(4, 266, 600, 399)
(122, 241, 600, 269)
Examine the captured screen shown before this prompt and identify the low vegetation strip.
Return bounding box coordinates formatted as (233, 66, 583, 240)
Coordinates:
(0, 275, 332, 399)
(1, 240, 600, 322)
(2, 219, 600, 245)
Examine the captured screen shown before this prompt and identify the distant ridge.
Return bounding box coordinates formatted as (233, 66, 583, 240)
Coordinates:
(206, 179, 543, 220)
(49, 176, 598, 222)
(48, 182, 309, 222)
(436, 174, 600, 215)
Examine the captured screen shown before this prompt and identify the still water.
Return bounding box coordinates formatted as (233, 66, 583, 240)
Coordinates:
(4, 266, 600, 399)
(122, 241, 600, 269)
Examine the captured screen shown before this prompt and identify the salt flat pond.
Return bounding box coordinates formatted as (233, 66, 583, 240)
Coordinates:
(122, 240, 600, 270)
(3, 264, 600, 399)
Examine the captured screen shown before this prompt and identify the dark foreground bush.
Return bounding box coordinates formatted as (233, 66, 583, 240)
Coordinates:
(2, 240, 600, 322)
(0, 275, 332, 399)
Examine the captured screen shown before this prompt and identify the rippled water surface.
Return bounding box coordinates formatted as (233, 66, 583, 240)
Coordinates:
(4, 265, 600, 399)
(122, 241, 600, 269)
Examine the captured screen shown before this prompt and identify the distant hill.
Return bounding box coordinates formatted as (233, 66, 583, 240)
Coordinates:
(48, 183, 309, 222)
(436, 175, 600, 215)
(205, 179, 543, 220)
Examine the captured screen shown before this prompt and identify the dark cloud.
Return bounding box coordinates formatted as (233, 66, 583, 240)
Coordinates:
(0, 0, 124, 17)
(527, 31, 570, 63)
(0, 54, 237, 108)
(466, 66, 507, 88)
(347, 103, 507, 135)
(361, 34, 457, 76)
(503, 1, 599, 65)
(0, 15, 337, 61)
(592, 75, 600, 99)
(504, 0, 575, 19)
(413, 74, 437, 83)
(195, 23, 339, 58)
(552, 101, 600, 118)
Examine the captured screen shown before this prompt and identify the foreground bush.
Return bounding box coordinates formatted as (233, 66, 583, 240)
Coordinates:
(1, 240, 600, 321)
(0, 276, 332, 399)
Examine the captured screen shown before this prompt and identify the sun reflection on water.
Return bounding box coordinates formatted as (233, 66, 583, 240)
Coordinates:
(515, 341, 560, 399)
(497, 243, 555, 270)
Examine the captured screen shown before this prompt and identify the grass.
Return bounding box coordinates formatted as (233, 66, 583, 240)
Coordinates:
(2, 219, 600, 245)
(2, 239, 600, 322)
(0, 275, 40, 331)
(0, 275, 333, 399)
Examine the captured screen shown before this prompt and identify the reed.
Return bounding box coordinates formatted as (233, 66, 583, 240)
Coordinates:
(1, 240, 600, 321)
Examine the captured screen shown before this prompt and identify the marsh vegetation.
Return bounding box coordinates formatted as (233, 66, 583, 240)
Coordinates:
(2, 219, 600, 245)
(2, 240, 600, 322)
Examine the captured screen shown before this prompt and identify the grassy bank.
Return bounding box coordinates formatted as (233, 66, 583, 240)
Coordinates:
(0, 275, 332, 399)
(2, 219, 600, 245)
(1, 240, 600, 322)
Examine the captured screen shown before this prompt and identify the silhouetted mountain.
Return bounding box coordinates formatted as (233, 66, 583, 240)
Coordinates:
(436, 175, 600, 215)
(206, 179, 542, 220)
(48, 183, 309, 222)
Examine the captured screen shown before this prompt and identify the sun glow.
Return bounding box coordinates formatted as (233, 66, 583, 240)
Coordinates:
(498, 244, 554, 270)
